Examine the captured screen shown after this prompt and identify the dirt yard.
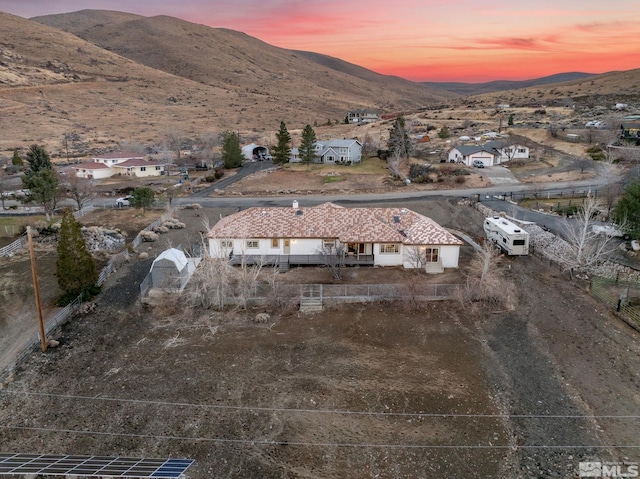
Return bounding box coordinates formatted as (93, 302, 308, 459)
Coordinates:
(1, 202, 639, 478)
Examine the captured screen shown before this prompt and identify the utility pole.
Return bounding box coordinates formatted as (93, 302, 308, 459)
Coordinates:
(27, 226, 47, 352)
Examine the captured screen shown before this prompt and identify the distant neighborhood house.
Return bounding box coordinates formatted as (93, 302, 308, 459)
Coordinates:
(207, 202, 462, 273)
(620, 122, 640, 143)
(74, 151, 165, 179)
(347, 109, 379, 124)
(290, 139, 362, 164)
(447, 141, 530, 167)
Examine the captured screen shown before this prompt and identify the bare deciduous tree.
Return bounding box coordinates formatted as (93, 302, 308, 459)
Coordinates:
(405, 245, 427, 272)
(387, 149, 402, 179)
(236, 255, 267, 310)
(457, 243, 517, 311)
(165, 129, 186, 162)
(187, 257, 234, 310)
(550, 195, 621, 278)
(63, 174, 95, 210)
(318, 244, 345, 280)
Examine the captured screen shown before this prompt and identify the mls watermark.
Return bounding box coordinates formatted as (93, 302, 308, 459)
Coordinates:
(579, 461, 638, 478)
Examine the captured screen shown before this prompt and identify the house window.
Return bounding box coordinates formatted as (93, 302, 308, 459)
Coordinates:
(140, 166, 146, 172)
(323, 239, 336, 249)
(271, 239, 280, 248)
(246, 240, 259, 249)
(425, 248, 439, 262)
(517, 148, 526, 153)
(221, 240, 232, 248)
(327, 155, 334, 162)
(380, 243, 400, 254)
(155, 166, 161, 170)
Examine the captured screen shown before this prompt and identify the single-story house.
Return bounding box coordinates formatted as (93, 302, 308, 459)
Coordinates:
(111, 158, 166, 177)
(447, 145, 500, 167)
(289, 139, 362, 164)
(241, 143, 271, 161)
(207, 202, 462, 273)
(447, 141, 529, 167)
(486, 141, 530, 163)
(73, 162, 113, 180)
(347, 109, 379, 124)
(73, 151, 165, 179)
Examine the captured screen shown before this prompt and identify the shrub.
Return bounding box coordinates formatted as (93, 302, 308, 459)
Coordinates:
(454, 175, 466, 184)
(408, 163, 432, 179)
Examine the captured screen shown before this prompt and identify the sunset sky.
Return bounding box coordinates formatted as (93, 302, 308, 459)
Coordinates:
(3, 0, 639, 82)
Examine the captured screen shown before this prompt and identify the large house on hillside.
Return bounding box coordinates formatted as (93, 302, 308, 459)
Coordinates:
(447, 141, 530, 167)
(207, 202, 462, 273)
(347, 109, 380, 124)
(290, 139, 362, 164)
(73, 151, 166, 179)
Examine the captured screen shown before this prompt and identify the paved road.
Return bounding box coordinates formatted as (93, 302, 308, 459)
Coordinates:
(177, 177, 608, 209)
(480, 199, 570, 237)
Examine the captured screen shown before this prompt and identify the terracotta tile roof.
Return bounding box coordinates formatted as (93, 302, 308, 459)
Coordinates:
(113, 159, 164, 168)
(73, 162, 110, 170)
(208, 202, 462, 246)
(93, 151, 144, 160)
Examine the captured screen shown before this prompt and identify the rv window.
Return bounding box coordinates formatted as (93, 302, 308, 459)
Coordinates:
(513, 239, 526, 246)
(503, 238, 507, 243)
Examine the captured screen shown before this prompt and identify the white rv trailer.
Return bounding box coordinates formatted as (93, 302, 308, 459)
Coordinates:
(483, 216, 529, 255)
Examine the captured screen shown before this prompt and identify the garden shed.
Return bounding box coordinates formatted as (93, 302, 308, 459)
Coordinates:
(149, 248, 198, 292)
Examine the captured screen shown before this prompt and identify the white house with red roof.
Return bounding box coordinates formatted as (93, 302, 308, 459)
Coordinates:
(207, 202, 462, 272)
(73, 151, 165, 179)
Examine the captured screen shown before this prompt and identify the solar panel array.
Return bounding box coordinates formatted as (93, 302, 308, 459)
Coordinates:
(0, 453, 194, 478)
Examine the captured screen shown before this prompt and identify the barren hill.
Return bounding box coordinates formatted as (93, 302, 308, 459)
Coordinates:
(33, 10, 450, 112)
(0, 10, 453, 156)
(461, 69, 640, 108)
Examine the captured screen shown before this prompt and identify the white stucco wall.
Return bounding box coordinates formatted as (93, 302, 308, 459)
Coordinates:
(133, 166, 164, 177)
(76, 168, 113, 179)
(373, 244, 404, 266)
(440, 245, 460, 268)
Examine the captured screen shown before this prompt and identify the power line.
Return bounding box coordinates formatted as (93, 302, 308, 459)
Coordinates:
(2, 425, 639, 450)
(5, 390, 640, 420)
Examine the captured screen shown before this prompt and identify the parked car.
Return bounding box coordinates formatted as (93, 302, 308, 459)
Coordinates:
(472, 160, 485, 168)
(116, 195, 133, 207)
(592, 224, 623, 237)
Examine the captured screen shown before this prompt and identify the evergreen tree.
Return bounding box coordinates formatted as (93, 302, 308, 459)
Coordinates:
(272, 121, 292, 165)
(438, 125, 450, 139)
(24, 144, 53, 172)
(221, 131, 243, 168)
(11, 149, 23, 167)
(387, 116, 412, 159)
(131, 187, 155, 215)
(22, 145, 59, 220)
(614, 179, 640, 238)
(56, 208, 99, 305)
(299, 124, 317, 170)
